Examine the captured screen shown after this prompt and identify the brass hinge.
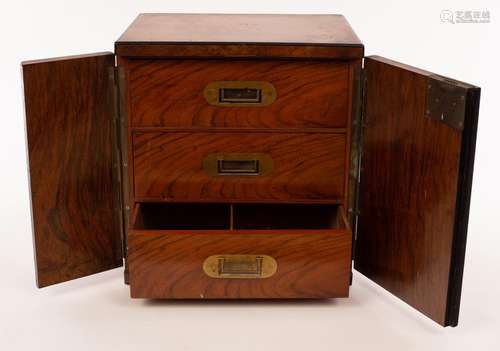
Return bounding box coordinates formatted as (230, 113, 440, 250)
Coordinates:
(108, 66, 129, 263)
(117, 66, 130, 268)
(347, 61, 366, 263)
(108, 67, 125, 261)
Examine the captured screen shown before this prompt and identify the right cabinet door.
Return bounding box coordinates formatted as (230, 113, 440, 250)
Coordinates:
(354, 56, 480, 327)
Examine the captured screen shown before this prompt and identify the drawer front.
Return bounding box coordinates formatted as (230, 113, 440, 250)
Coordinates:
(127, 59, 350, 128)
(128, 229, 351, 298)
(133, 132, 346, 201)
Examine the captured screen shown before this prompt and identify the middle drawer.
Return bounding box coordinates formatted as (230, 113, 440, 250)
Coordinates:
(132, 132, 346, 202)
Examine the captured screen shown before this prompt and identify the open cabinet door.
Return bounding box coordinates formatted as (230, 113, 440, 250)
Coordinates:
(354, 56, 480, 326)
(22, 53, 123, 288)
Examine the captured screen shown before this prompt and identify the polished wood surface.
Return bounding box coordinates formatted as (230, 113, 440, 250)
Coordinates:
(22, 53, 123, 287)
(118, 14, 362, 45)
(128, 203, 351, 298)
(354, 56, 480, 326)
(20, 15, 481, 318)
(120, 40, 357, 297)
(127, 59, 349, 128)
(116, 44, 363, 60)
(132, 132, 346, 202)
(116, 14, 363, 59)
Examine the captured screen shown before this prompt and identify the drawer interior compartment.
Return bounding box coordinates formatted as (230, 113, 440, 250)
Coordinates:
(134, 203, 230, 230)
(233, 203, 344, 230)
(132, 203, 347, 231)
(128, 202, 352, 299)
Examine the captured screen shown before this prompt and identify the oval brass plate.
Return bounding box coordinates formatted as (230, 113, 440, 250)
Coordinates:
(203, 255, 278, 279)
(203, 81, 277, 106)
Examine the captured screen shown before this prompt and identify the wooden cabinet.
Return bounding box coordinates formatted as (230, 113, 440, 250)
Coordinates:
(21, 14, 480, 327)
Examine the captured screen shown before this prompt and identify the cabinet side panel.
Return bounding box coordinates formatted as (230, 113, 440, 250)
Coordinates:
(23, 53, 123, 287)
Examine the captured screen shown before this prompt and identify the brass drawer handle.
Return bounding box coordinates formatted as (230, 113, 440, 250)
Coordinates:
(217, 159, 259, 175)
(204, 81, 277, 106)
(220, 87, 261, 104)
(203, 255, 277, 279)
(203, 153, 273, 177)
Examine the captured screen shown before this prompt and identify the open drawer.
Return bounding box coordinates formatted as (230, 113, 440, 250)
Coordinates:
(128, 203, 352, 298)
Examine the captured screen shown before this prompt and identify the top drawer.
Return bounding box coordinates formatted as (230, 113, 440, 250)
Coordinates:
(127, 59, 350, 129)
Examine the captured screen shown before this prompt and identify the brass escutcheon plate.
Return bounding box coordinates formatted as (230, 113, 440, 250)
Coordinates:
(203, 81, 277, 106)
(203, 255, 278, 279)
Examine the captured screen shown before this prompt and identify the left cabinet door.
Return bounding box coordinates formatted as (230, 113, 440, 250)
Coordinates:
(22, 52, 123, 287)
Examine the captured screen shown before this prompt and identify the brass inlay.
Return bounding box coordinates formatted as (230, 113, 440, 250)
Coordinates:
(203, 153, 273, 177)
(203, 255, 278, 279)
(203, 81, 277, 106)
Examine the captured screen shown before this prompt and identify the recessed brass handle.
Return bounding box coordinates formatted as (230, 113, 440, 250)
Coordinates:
(217, 159, 259, 175)
(220, 87, 261, 104)
(203, 153, 273, 177)
(204, 81, 277, 106)
(203, 255, 278, 279)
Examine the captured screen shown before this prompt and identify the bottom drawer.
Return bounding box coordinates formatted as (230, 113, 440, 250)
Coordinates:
(128, 203, 352, 298)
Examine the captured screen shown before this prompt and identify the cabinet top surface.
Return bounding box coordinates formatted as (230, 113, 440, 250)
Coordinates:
(116, 13, 362, 46)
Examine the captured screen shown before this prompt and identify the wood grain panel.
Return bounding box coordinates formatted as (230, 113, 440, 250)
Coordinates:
(118, 14, 362, 45)
(354, 56, 480, 326)
(126, 59, 350, 128)
(116, 44, 363, 60)
(128, 205, 352, 298)
(132, 132, 346, 202)
(22, 52, 123, 287)
(129, 230, 351, 298)
(115, 14, 363, 59)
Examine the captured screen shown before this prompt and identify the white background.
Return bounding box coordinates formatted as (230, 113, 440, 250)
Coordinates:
(1, 1, 499, 350)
